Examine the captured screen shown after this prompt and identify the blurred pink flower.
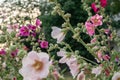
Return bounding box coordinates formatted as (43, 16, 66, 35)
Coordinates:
(51, 27, 65, 43)
(91, 3, 99, 13)
(19, 51, 50, 80)
(104, 29, 110, 34)
(11, 49, 18, 58)
(85, 21, 95, 36)
(92, 66, 102, 76)
(27, 24, 36, 31)
(96, 50, 103, 61)
(0, 49, 6, 55)
(91, 38, 96, 43)
(103, 55, 110, 61)
(52, 69, 60, 80)
(36, 19, 42, 26)
(100, 0, 107, 8)
(90, 14, 103, 27)
(40, 41, 48, 48)
(19, 26, 30, 36)
(77, 71, 85, 80)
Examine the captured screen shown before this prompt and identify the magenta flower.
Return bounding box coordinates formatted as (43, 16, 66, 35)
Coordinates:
(27, 24, 36, 31)
(0, 49, 6, 55)
(85, 21, 95, 36)
(36, 19, 42, 26)
(90, 14, 103, 27)
(100, 0, 107, 8)
(40, 41, 48, 48)
(19, 26, 30, 36)
(11, 49, 18, 58)
(91, 3, 99, 13)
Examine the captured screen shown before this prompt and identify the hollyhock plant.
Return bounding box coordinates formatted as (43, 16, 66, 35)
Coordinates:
(40, 41, 48, 48)
(19, 51, 50, 80)
(91, 3, 99, 13)
(85, 21, 95, 36)
(90, 14, 103, 27)
(100, 0, 107, 8)
(51, 27, 65, 43)
(19, 26, 30, 36)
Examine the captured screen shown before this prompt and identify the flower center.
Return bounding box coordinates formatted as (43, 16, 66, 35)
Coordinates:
(117, 78, 120, 80)
(94, 18, 98, 23)
(32, 60, 44, 71)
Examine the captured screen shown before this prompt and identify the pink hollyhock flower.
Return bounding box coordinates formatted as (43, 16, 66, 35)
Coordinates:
(91, 38, 96, 43)
(19, 51, 50, 80)
(104, 29, 110, 34)
(96, 50, 103, 61)
(52, 69, 60, 80)
(103, 54, 110, 61)
(51, 27, 65, 43)
(85, 21, 95, 36)
(91, 3, 99, 13)
(11, 49, 18, 58)
(36, 19, 42, 26)
(0, 49, 6, 55)
(40, 41, 48, 48)
(90, 14, 103, 27)
(92, 66, 102, 76)
(27, 24, 36, 31)
(19, 26, 30, 36)
(100, 0, 107, 8)
(77, 71, 85, 80)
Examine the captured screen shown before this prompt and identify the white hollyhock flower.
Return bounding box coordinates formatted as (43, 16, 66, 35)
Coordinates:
(112, 72, 120, 80)
(19, 51, 50, 80)
(91, 66, 102, 77)
(51, 27, 65, 43)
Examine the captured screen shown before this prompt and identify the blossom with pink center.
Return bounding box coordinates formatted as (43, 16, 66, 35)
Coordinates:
(51, 27, 65, 43)
(100, 0, 107, 8)
(91, 3, 99, 13)
(40, 41, 48, 48)
(77, 71, 85, 80)
(85, 21, 95, 36)
(19, 51, 50, 80)
(90, 14, 103, 27)
(57, 49, 79, 78)
(0, 49, 6, 55)
(36, 19, 42, 26)
(19, 26, 30, 36)
(92, 66, 102, 76)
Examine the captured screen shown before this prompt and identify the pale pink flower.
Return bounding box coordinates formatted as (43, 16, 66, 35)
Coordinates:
(51, 27, 65, 43)
(112, 72, 120, 80)
(103, 54, 110, 61)
(77, 71, 85, 80)
(19, 51, 50, 80)
(66, 56, 80, 78)
(52, 69, 60, 80)
(90, 14, 103, 27)
(36, 19, 42, 26)
(92, 66, 102, 76)
(96, 50, 103, 61)
(91, 38, 96, 43)
(85, 21, 95, 36)
(57, 50, 79, 78)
